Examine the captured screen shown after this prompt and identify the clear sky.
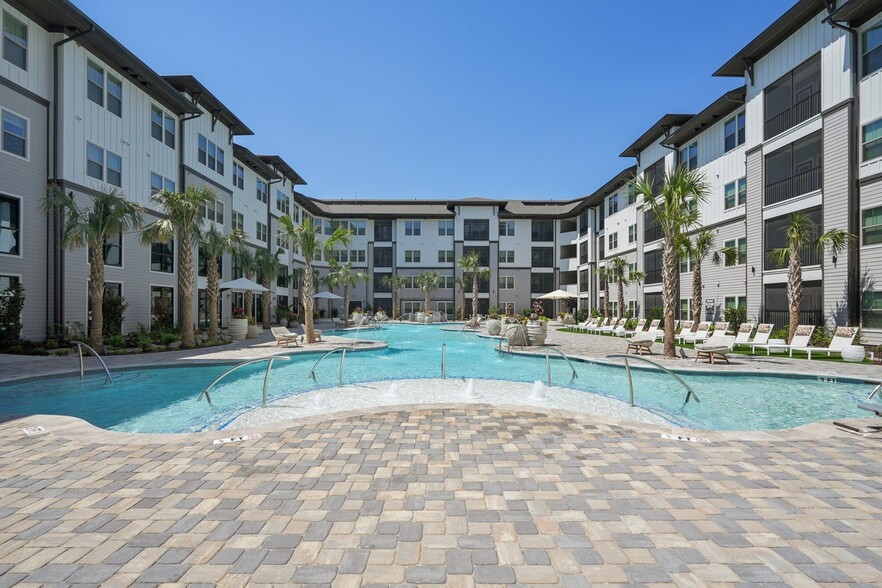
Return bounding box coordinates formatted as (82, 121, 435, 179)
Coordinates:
(79, 0, 792, 201)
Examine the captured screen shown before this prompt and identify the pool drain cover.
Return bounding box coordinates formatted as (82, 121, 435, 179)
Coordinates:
(661, 433, 709, 443)
(22, 426, 45, 436)
(213, 433, 261, 445)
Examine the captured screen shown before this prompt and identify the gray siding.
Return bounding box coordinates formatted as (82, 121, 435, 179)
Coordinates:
(745, 148, 764, 323)
(821, 104, 851, 328)
(859, 177, 882, 344)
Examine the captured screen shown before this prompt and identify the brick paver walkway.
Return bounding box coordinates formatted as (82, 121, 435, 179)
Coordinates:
(1, 406, 881, 586)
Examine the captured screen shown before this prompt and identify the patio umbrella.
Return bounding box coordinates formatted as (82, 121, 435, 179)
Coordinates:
(218, 277, 268, 292)
(313, 291, 342, 299)
(538, 289, 575, 300)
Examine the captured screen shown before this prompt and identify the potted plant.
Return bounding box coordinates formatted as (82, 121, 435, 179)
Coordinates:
(275, 306, 289, 328)
(229, 306, 248, 340)
(841, 327, 866, 363)
(375, 309, 388, 322)
(422, 307, 434, 323)
(527, 313, 549, 346)
(246, 316, 260, 339)
(351, 306, 364, 326)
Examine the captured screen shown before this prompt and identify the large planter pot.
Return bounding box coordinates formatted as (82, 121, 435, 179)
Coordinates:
(228, 318, 248, 340)
(376, 313, 388, 322)
(278, 318, 288, 328)
(415, 312, 425, 323)
(486, 319, 502, 336)
(424, 314, 434, 324)
(246, 324, 260, 339)
(526, 322, 548, 346)
(504, 324, 527, 346)
(841, 344, 866, 363)
(352, 313, 364, 326)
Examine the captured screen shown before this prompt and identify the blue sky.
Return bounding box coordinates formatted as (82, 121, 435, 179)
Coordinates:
(80, 0, 792, 201)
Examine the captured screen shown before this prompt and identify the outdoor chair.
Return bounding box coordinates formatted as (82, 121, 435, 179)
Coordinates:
(626, 332, 655, 355)
(694, 335, 736, 364)
(753, 325, 814, 355)
(793, 326, 857, 360)
(743, 323, 774, 352)
(677, 322, 710, 345)
(271, 327, 303, 348)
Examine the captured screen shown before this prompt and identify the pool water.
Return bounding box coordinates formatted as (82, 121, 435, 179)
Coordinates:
(0, 324, 871, 433)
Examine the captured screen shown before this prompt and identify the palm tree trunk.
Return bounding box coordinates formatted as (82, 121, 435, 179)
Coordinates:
(472, 275, 479, 318)
(179, 233, 196, 348)
(304, 260, 316, 342)
(603, 291, 610, 319)
(88, 243, 104, 349)
(617, 280, 624, 320)
(787, 245, 802, 343)
(207, 258, 220, 340)
(261, 279, 271, 329)
(344, 282, 350, 324)
(244, 278, 253, 324)
(424, 289, 430, 314)
(392, 289, 399, 320)
(661, 239, 679, 358)
(691, 262, 702, 329)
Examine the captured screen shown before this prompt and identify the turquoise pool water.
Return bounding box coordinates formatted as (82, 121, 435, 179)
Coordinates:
(0, 324, 872, 433)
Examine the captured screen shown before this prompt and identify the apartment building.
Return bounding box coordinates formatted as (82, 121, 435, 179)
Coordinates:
(2, 0, 882, 342)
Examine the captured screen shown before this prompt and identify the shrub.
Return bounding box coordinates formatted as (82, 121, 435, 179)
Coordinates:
(771, 328, 790, 341)
(647, 306, 663, 321)
(108, 334, 126, 349)
(810, 327, 832, 348)
(103, 292, 127, 340)
(31, 347, 47, 356)
(55, 349, 69, 356)
(625, 318, 638, 331)
(162, 333, 179, 345)
(0, 282, 25, 349)
(44, 339, 59, 350)
(576, 309, 589, 323)
(151, 294, 174, 331)
(723, 306, 747, 335)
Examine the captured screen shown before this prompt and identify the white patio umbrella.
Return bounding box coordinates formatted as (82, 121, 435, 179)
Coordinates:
(313, 291, 342, 300)
(537, 289, 575, 300)
(218, 277, 268, 292)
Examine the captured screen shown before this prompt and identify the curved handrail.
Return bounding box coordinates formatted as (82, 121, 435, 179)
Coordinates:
(868, 383, 882, 401)
(309, 347, 348, 385)
(197, 356, 290, 406)
(607, 354, 699, 406)
(498, 322, 529, 352)
(542, 346, 578, 384)
(71, 340, 113, 383)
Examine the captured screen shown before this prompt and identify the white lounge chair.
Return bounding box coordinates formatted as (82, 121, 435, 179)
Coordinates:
(694, 335, 737, 364)
(598, 318, 622, 335)
(755, 324, 814, 355)
(606, 318, 628, 335)
(588, 317, 608, 334)
(332, 317, 347, 328)
(678, 321, 710, 345)
(619, 318, 646, 337)
(792, 326, 857, 360)
(745, 323, 775, 352)
(733, 323, 755, 346)
(695, 322, 729, 344)
(644, 319, 661, 340)
(271, 326, 303, 347)
(577, 318, 598, 333)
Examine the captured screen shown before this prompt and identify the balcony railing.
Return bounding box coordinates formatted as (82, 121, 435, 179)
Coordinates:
(764, 245, 821, 271)
(644, 224, 663, 243)
(764, 166, 821, 206)
(764, 91, 820, 140)
(644, 269, 662, 285)
(763, 309, 823, 329)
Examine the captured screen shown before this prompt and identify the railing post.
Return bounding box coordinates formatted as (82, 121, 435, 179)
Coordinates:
(77, 343, 84, 381)
(441, 343, 446, 379)
(339, 348, 346, 386)
(624, 357, 634, 407)
(262, 357, 274, 408)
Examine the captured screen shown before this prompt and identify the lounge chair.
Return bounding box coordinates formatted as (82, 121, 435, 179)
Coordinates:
(754, 324, 814, 355)
(271, 326, 303, 348)
(626, 332, 655, 355)
(332, 317, 347, 328)
(744, 323, 774, 352)
(694, 335, 736, 364)
(654, 319, 677, 341)
(792, 326, 857, 360)
(678, 322, 710, 345)
(464, 316, 480, 329)
(644, 319, 661, 340)
(588, 317, 608, 334)
(600, 318, 626, 335)
(733, 323, 755, 346)
(577, 318, 598, 333)
(694, 322, 729, 344)
(619, 318, 646, 337)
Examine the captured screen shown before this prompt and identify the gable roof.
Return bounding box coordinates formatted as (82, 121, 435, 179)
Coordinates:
(664, 87, 747, 147)
(164, 75, 254, 136)
(233, 144, 279, 180)
(258, 155, 307, 186)
(619, 114, 694, 158)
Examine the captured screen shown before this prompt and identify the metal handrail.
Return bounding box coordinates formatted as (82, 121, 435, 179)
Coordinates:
(498, 322, 529, 352)
(309, 347, 348, 386)
(71, 340, 113, 383)
(868, 383, 882, 401)
(197, 356, 290, 407)
(441, 343, 446, 379)
(542, 347, 578, 385)
(607, 354, 699, 406)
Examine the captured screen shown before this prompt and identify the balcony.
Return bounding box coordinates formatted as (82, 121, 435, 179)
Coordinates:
(764, 309, 823, 329)
(764, 91, 820, 140)
(644, 269, 662, 285)
(764, 166, 821, 206)
(764, 245, 821, 271)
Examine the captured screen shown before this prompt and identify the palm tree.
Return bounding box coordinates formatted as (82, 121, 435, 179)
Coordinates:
(255, 248, 285, 329)
(454, 276, 469, 320)
(201, 226, 245, 340)
(631, 166, 709, 358)
(328, 259, 369, 323)
(141, 186, 215, 348)
(595, 265, 611, 318)
(382, 275, 407, 320)
(459, 252, 491, 318)
(679, 229, 734, 329)
(769, 211, 854, 341)
(232, 247, 257, 323)
(606, 256, 645, 319)
(279, 215, 351, 343)
(46, 186, 143, 349)
(416, 271, 442, 316)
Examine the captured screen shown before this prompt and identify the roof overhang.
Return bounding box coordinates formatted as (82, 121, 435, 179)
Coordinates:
(664, 87, 747, 147)
(7, 0, 200, 116)
(233, 144, 279, 180)
(619, 114, 694, 158)
(827, 0, 882, 26)
(164, 75, 254, 136)
(714, 0, 827, 77)
(258, 155, 307, 186)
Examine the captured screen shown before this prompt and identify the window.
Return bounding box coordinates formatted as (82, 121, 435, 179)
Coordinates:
(438, 220, 454, 236)
(1, 109, 26, 158)
(0, 275, 19, 294)
(862, 291, 882, 328)
(531, 219, 553, 241)
(531, 247, 554, 267)
(375, 220, 392, 241)
(680, 255, 693, 273)
(725, 296, 747, 310)
(151, 286, 175, 330)
(3, 11, 27, 70)
(499, 220, 515, 236)
(405, 250, 420, 263)
(405, 220, 421, 236)
(608, 232, 618, 250)
(680, 142, 698, 170)
(627, 185, 637, 206)
(724, 177, 747, 209)
(198, 134, 224, 174)
(864, 22, 882, 76)
(277, 265, 289, 288)
(197, 247, 221, 278)
(351, 249, 366, 263)
(232, 256, 243, 279)
(628, 262, 638, 280)
(324, 219, 332, 235)
(351, 220, 366, 236)
(87, 61, 104, 106)
(628, 224, 636, 244)
(276, 190, 289, 214)
(0, 195, 20, 255)
(443, 276, 455, 289)
(765, 281, 822, 326)
(374, 273, 392, 293)
(579, 269, 590, 293)
(579, 241, 588, 264)
(256, 221, 267, 242)
(463, 246, 489, 266)
(256, 179, 268, 203)
(499, 276, 515, 289)
(679, 299, 691, 321)
(102, 234, 122, 267)
(765, 207, 821, 270)
(150, 172, 174, 195)
(86, 142, 103, 180)
(232, 162, 245, 190)
(863, 207, 882, 246)
(151, 241, 173, 273)
(106, 151, 122, 187)
(724, 111, 746, 151)
(863, 119, 882, 162)
(201, 200, 224, 225)
(764, 131, 822, 205)
(107, 75, 122, 117)
(499, 250, 515, 264)
(607, 194, 618, 216)
(150, 106, 175, 148)
(643, 158, 666, 196)
(724, 238, 747, 266)
(438, 250, 454, 263)
(463, 219, 489, 240)
(232, 211, 244, 232)
(530, 272, 553, 293)
(374, 247, 392, 267)
(644, 249, 662, 284)
(764, 55, 821, 139)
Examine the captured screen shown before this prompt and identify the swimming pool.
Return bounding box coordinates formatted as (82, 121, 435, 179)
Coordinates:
(0, 324, 872, 433)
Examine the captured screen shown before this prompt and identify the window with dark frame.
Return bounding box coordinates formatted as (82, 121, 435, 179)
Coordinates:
(3, 11, 27, 70)
(151, 241, 174, 273)
(0, 195, 20, 255)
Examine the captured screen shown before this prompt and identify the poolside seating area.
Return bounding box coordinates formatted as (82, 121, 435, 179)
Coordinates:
(694, 334, 736, 364)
